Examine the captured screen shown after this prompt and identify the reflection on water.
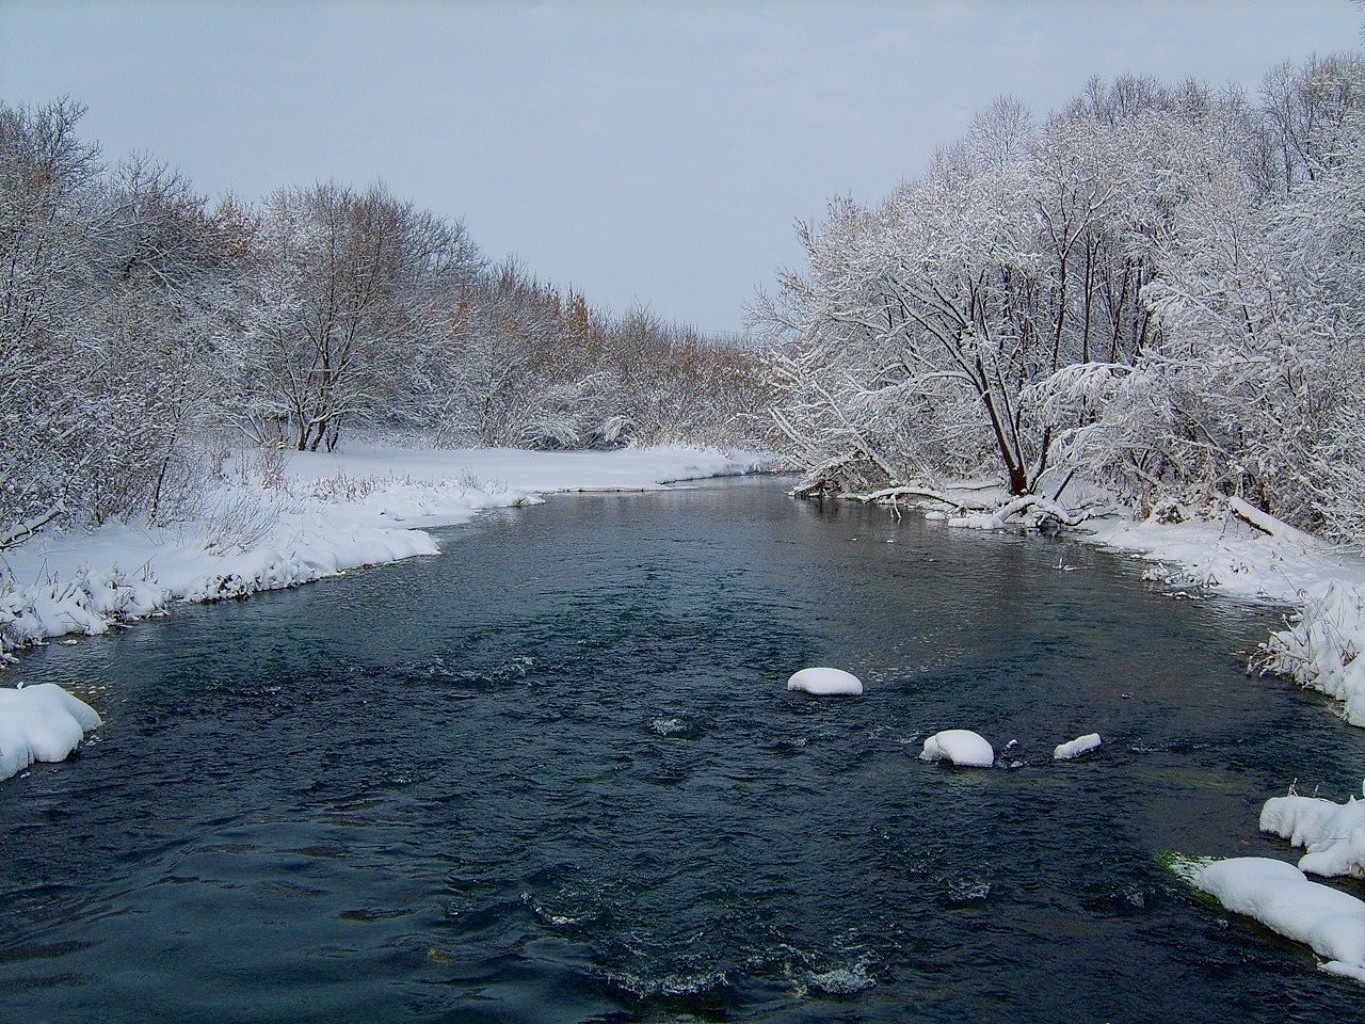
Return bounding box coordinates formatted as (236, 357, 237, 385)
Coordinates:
(2, 478, 1363, 1023)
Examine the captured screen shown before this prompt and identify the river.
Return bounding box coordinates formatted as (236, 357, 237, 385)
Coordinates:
(2, 477, 1362, 1022)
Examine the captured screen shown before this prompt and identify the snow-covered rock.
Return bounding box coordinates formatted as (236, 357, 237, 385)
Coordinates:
(0, 683, 102, 782)
(1262, 788, 1365, 879)
(1053, 732, 1102, 760)
(1190, 856, 1365, 984)
(919, 729, 994, 768)
(786, 667, 863, 696)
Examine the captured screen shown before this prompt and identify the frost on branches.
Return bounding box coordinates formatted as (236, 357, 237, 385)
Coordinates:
(759, 58, 1365, 540)
(0, 99, 772, 558)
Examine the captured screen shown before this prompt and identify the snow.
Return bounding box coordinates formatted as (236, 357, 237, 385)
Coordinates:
(1053, 732, 1102, 760)
(1261, 788, 1365, 880)
(786, 667, 863, 696)
(1, 444, 772, 659)
(919, 729, 994, 768)
(1189, 856, 1365, 984)
(0, 683, 102, 782)
(1256, 582, 1365, 726)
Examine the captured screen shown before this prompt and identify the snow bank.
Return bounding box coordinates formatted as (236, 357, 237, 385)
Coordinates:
(1, 566, 167, 646)
(1082, 498, 1365, 730)
(1262, 787, 1365, 880)
(1256, 582, 1365, 726)
(919, 729, 994, 768)
(945, 494, 1088, 531)
(786, 667, 863, 696)
(0, 683, 102, 781)
(1086, 504, 1345, 603)
(1, 445, 772, 658)
(1053, 732, 1102, 760)
(1190, 856, 1365, 984)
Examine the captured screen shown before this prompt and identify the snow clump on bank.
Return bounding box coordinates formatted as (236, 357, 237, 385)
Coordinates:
(1261, 785, 1365, 879)
(0, 683, 102, 781)
(919, 729, 994, 768)
(1053, 733, 1102, 760)
(1, 567, 167, 655)
(1256, 581, 1365, 726)
(786, 667, 863, 696)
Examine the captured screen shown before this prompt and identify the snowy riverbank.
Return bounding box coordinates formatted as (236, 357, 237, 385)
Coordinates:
(915, 476, 1365, 728)
(1081, 508, 1365, 728)
(0, 444, 773, 659)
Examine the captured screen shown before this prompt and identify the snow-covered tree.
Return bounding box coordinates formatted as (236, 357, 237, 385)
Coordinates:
(233, 183, 481, 451)
(763, 57, 1365, 540)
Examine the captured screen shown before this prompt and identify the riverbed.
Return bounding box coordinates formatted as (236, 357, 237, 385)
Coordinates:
(2, 478, 1361, 1022)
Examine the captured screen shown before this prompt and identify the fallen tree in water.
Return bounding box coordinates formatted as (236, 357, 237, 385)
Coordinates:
(793, 478, 1105, 531)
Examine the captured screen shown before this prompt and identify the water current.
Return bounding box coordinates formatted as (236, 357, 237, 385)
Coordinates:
(3, 477, 1364, 1023)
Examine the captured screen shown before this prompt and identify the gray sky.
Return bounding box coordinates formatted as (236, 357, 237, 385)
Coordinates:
(1, 1, 1358, 334)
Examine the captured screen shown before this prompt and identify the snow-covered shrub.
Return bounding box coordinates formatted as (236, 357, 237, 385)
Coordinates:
(1254, 582, 1365, 725)
(202, 489, 281, 556)
(1262, 786, 1365, 879)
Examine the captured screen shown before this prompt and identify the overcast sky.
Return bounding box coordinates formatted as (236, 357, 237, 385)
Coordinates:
(1, 1, 1358, 334)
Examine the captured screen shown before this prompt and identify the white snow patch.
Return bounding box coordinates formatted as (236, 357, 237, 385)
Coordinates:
(0, 683, 102, 781)
(1262, 788, 1365, 879)
(1053, 732, 1102, 760)
(786, 667, 863, 696)
(946, 512, 1004, 531)
(1192, 856, 1365, 983)
(919, 729, 994, 768)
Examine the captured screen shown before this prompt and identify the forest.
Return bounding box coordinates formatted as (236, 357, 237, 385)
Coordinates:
(0, 99, 770, 550)
(757, 53, 1365, 543)
(5, 50, 1365, 555)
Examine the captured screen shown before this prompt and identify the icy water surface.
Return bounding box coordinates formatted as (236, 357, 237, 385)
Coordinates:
(4, 478, 1365, 1023)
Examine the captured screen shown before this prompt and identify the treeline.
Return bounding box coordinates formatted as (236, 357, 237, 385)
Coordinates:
(758, 54, 1365, 541)
(0, 100, 770, 548)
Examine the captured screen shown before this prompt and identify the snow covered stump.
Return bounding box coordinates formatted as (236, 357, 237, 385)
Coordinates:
(0, 684, 102, 782)
(919, 729, 994, 768)
(786, 667, 863, 696)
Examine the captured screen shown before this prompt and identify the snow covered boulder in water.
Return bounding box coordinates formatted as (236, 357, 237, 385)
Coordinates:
(1261, 789, 1365, 879)
(1189, 856, 1365, 984)
(919, 729, 994, 768)
(0, 684, 102, 782)
(786, 667, 863, 696)
(1053, 733, 1102, 760)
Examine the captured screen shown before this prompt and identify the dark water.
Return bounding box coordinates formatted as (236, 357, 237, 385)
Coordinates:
(3, 478, 1364, 1023)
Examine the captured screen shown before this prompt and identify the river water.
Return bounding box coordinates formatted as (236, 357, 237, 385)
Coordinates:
(3, 478, 1363, 1023)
